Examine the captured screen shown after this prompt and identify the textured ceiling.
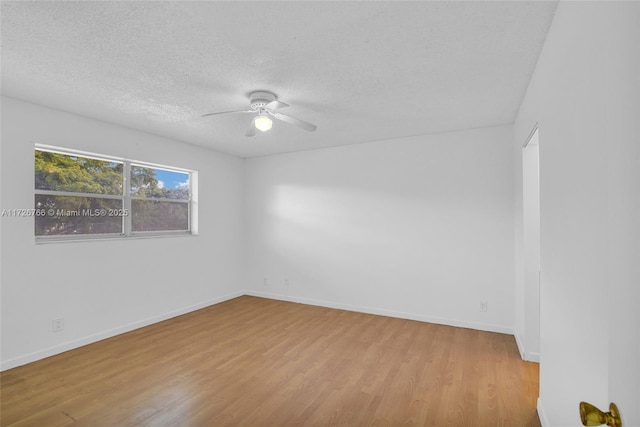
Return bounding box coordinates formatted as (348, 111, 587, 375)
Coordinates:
(1, 1, 557, 158)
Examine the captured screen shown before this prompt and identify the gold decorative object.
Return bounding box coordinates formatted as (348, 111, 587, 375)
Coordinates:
(579, 401, 622, 427)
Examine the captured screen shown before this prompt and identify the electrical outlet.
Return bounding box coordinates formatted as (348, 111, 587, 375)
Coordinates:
(263, 278, 268, 286)
(52, 318, 64, 333)
(480, 301, 488, 312)
(285, 278, 290, 288)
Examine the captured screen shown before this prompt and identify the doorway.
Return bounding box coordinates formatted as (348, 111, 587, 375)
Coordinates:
(522, 127, 540, 361)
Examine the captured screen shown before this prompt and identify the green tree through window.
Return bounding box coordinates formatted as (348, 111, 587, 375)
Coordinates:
(35, 150, 123, 194)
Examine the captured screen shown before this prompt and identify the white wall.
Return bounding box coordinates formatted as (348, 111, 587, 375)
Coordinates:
(244, 126, 515, 333)
(0, 97, 245, 370)
(604, 3, 640, 422)
(513, 125, 526, 359)
(514, 2, 640, 426)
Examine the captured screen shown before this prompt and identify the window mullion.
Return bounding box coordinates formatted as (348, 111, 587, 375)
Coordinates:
(123, 161, 132, 236)
(34, 189, 123, 200)
(130, 196, 189, 203)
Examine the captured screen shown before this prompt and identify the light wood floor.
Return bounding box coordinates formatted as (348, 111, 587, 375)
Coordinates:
(1, 296, 540, 426)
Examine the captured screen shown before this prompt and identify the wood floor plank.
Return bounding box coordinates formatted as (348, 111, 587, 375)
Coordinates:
(1, 296, 539, 426)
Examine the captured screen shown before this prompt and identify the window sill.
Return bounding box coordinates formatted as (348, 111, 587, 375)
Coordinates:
(35, 232, 196, 244)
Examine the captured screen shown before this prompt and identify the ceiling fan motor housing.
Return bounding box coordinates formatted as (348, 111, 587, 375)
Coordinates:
(249, 91, 277, 111)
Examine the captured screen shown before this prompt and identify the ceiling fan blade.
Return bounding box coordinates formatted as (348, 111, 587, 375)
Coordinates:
(202, 109, 252, 117)
(265, 100, 289, 110)
(272, 112, 317, 132)
(245, 117, 257, 137)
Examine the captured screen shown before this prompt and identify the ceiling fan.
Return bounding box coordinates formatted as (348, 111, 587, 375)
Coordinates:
(202, 91, 317, 137)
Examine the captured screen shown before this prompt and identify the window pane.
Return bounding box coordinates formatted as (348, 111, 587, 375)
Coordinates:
(131, 200, 188, 232)
(130, 166, 189, 200)
(35, 150, 123, 195)
(35, 195, 123, 236)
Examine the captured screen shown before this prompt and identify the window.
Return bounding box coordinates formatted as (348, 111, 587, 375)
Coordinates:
(130, 165, 190, 232)
(34, 146, 195, 241)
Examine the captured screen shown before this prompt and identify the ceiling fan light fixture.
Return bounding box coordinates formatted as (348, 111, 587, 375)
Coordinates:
(254, 115, 273, 132)
(202, 91, 316, 136)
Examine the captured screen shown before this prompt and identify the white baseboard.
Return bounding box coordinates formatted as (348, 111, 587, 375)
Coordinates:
(244, 290, 514, 335)
(537, 397, 549, 427)
(513, 330, 540, 362)
(0, 291, 243, 372)
(527, 351, 540, 363)
(514, 329, 526, 359)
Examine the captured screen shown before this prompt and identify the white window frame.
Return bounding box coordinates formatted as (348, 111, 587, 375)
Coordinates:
(35, 145, 196, 242)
